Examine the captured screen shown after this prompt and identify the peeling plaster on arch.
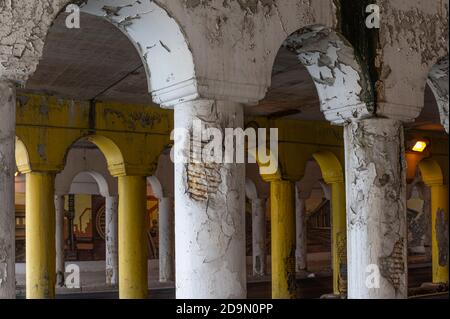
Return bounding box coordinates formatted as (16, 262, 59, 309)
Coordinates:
(1, 0, 339, 106)
(155, 0, 337, 104)
(376, 0, 449, 122)
(1, 0, 197, 107)
(283, 25, 374, 124)
(79, 0, 197, 106)
(428, 57, 449, 133)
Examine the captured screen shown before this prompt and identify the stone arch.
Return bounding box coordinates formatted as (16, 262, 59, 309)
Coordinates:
(82, 135, 125, 177)
(69, 171, 110, 197)
(55, 147, 117, 197)
(312, 150, 344, 185)
(77, 0, 197, 106)
(275, 25, 373, 124)
(427, 56, 449, 133)
(2, 0, 197, 107)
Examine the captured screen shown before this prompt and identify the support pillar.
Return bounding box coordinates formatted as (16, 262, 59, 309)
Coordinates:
(430, 184, 449, 284)
(295, 192, 307, 272)
(345, 119, 407, 299)
(252, 198, 267, 276)
(271, 180, 296, 299)
(159, 197, 175, 282)
(118, 176, 148, 299)
(105, 195, 118, 287)
(55, 195, 65, 287)
(174, 100, 246, 299)
(26, 172, 56, 299)
(330, 181, 347, 295)
(0, 81, 16, 299)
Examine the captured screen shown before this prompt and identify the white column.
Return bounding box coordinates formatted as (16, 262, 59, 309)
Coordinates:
(55, 195, 65, 287)
(345, 118, 407, 299)
(252, 198, 266, 276)
(422, 187, 432, 261)
(159, 197, 175, 282)
(296, 193, 308, 272)
(0, 81, 16, 299)
(105, 196, 118, 286)
(174, 100, 246, 299)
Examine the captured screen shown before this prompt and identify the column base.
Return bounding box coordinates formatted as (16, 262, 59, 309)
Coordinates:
(320, 293, 347, 299)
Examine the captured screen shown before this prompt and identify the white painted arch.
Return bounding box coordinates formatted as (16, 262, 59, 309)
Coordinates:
(78, 0, 197, 106)
(282, 25, 374, 124)
(55, 148, 117, 197)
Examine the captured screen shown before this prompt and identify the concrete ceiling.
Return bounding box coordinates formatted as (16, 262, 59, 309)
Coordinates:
(21, 13, 443, 131)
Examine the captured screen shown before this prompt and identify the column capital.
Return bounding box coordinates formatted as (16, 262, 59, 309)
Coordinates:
(158, 78, 267, 108)
(328, 103, 423, 125)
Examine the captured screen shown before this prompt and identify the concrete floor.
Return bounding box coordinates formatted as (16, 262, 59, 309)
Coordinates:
(15, 266, 446, 299)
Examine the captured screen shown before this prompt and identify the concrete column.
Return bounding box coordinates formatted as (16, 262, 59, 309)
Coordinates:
(55, 195, 65, 287)
(26, 172, 56, 299)
(105, 195, 118, 287)
(0, 81, 16, 299)
(174, 100, 246, 299)
(271, 180, 296, 299)
(423, 187, 432, 261)
(118, 176, 148, 299)
(330, 182, 347, 295)
(429, 185, 449, 284)
(345, 118, 407, 299)
(295, 193, 307, 272)
(252, 198, 267, 276)
(159, 197, 175, 282)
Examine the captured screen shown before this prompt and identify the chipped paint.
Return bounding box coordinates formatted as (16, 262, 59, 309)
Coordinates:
(345, 118, 408, 299)
(284, 25, 374, 124)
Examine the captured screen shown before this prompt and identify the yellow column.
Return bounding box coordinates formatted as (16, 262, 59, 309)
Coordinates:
(26, 172, 56, 299)
(271, 180, 296, 299)
(313, 151, 347, 296)
(118, 175, 148, 299)
(430, 184, 449, 284)
(419, 159, 448, 285)
(331, 181, 347, 295)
